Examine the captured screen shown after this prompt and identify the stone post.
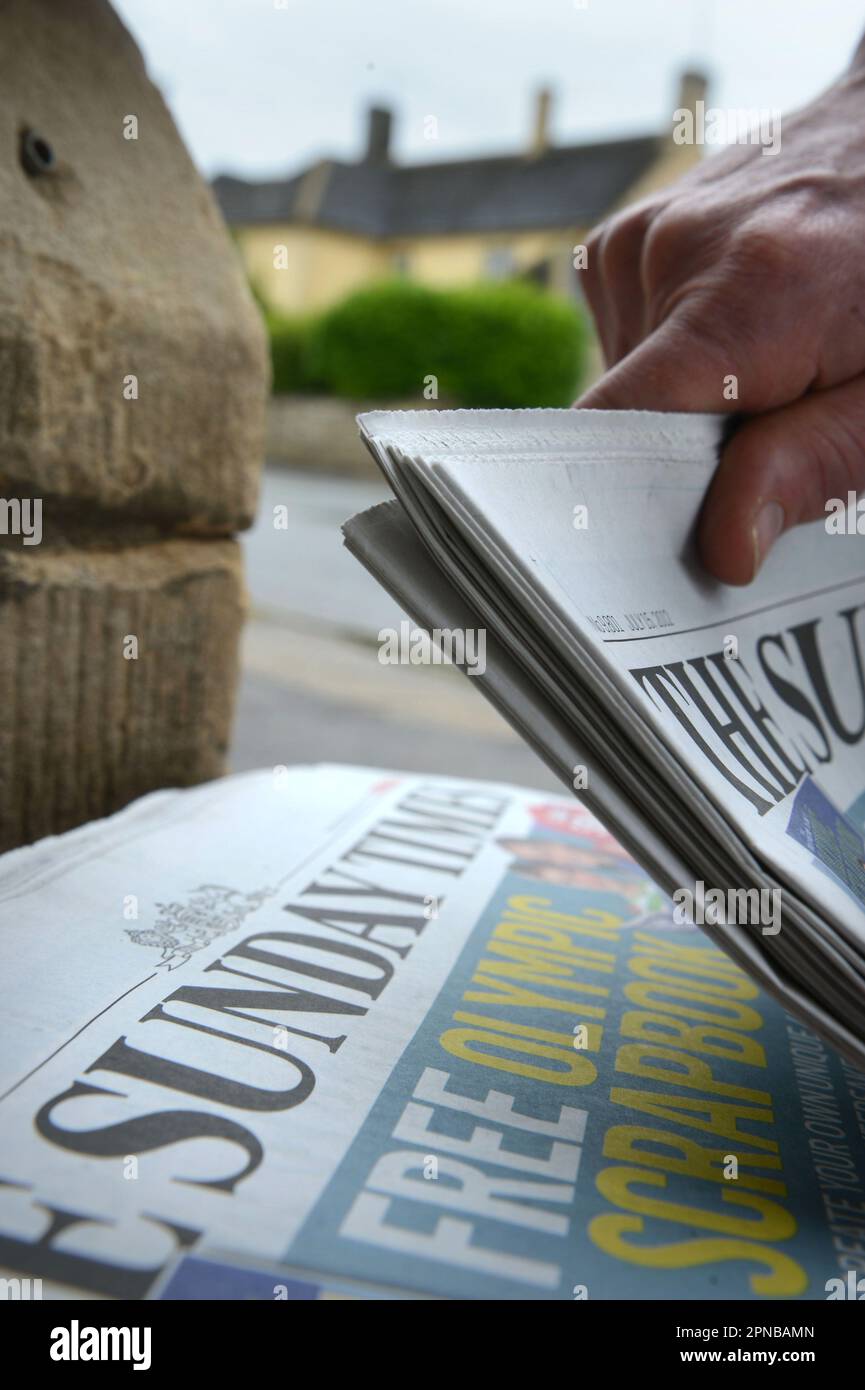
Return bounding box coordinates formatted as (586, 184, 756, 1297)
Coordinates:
(0, 0, 269, 850)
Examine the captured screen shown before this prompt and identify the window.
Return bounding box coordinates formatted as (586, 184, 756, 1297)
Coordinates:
(484, 245, 515, 281)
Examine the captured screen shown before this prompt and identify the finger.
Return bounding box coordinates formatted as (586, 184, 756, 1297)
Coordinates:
(593, 205, 655, 363)
(698, 375, 865, 585)
(576, 312, 746, 412)
(575, 260, 820, 415)
(579, 227, 618, 367)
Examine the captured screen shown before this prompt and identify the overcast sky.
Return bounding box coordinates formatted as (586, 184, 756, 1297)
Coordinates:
(113, 0, 865, 179)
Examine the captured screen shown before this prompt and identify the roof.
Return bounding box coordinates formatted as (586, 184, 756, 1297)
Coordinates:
(213, 134, 660, 238)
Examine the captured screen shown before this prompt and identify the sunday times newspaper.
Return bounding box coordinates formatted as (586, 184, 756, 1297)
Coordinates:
(0, 764, 863, 1301)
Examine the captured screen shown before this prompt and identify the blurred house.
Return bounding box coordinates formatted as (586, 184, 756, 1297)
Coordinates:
(214, 73, 706, 316)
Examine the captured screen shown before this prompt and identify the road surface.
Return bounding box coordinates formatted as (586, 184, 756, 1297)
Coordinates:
(230, 466, 559, 791)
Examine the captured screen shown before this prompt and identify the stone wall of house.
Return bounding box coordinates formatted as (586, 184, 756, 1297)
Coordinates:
(0, 0, 269, 851)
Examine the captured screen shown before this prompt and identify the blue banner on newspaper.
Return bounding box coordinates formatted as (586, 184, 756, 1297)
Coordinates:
(284, 865, 865, 1300)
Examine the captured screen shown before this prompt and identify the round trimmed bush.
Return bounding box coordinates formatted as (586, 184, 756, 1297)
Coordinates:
(310, 279, 587, 406)
(443, 282, 587, 407)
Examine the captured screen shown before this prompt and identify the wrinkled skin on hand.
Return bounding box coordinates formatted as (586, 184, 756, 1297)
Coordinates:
(577, 47, 865, 584)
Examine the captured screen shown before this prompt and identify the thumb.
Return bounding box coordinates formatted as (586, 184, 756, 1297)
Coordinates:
(698, 376, 865, 585)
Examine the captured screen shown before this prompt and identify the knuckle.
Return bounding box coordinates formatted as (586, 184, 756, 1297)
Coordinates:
(585, 201, 657, 290)
(808, 406, 865, 503)
(598, 204, 653, 275)
(641, 204, 706, 280)
(726, 218, 808, 282)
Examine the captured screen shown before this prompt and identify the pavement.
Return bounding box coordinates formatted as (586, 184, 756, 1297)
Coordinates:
(230, 465, 559, 791)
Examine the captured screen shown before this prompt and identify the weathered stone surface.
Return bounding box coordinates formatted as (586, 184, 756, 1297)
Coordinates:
(0, 0, 268, 530)
(0, 539, 246, 851)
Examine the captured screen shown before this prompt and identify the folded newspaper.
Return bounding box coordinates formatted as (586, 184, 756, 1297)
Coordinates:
(2, 765, 865, 1301)
(344, 409, 865, 1073)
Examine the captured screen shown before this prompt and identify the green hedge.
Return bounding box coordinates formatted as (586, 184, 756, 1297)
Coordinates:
(263, 280, 588, 407)
(266, 309, 326, 394)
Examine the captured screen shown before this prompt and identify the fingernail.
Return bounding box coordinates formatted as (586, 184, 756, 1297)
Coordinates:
(752, 501, 785, 575)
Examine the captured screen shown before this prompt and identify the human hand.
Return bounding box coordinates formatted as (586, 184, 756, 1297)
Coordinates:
(577, 52, 865, 583)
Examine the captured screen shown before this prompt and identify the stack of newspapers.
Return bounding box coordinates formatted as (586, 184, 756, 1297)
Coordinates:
(3, 763, 863, 1300)
(344, 408, 865, 1069)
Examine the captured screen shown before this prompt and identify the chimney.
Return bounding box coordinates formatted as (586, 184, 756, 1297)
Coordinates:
(527, 87, 553, 159)
(364, 106, 393, 165)
(676, 69, 708, 121)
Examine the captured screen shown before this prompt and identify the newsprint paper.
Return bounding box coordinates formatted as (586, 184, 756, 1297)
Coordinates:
(1, 765, 865, 1301)
(345, 409, 865, 1074)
